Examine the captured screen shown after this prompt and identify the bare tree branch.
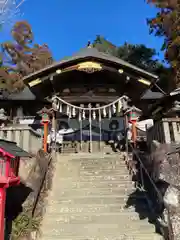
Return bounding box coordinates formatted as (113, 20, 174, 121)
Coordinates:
(0, 0, 25, 27)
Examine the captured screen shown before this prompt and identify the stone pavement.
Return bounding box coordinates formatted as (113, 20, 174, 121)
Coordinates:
(39, 152, 163, 240)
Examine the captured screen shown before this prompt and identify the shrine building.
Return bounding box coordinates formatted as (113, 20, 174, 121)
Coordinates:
(20, 46, 163, 152)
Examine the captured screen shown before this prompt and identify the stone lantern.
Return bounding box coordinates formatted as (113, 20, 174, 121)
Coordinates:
(125, 106, 142, 146)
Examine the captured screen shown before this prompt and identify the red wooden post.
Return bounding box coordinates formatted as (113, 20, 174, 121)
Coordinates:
(0, 155, 8, 240)
(0, 152, 21, 239)
(131, 120, 137, 147)
(41, 112, 50, 152)
(43, 122, 48, 152)
(0, 183, 7, 240)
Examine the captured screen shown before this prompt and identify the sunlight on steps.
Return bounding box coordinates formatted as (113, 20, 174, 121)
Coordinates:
(38, 153, 163, 240)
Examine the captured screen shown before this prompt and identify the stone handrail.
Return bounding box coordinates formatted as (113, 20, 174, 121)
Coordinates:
(146, 118, 180, 149)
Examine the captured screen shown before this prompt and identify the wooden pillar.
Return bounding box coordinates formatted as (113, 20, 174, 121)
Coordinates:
(131, 121, 137, 147)
(0, 185, 6, 240)
(43, 122, 48, 152)
(40, 110, 50, 153)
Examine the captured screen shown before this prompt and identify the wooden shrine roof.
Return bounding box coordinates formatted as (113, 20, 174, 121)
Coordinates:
(0, 140, 31, 158)
(22, 47, 159, 102)
(141, 89, 164, 100)
(23, 47, 158, 83)
(141, 89, 180, 119)
(8, 87, 36, 100)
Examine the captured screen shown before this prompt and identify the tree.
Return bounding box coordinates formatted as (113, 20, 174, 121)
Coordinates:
(93, 35, 118, 56)
(0, 21, 54, 94)
(93, 36, 174, 92)
(117, 43, 159, 72)
(147, 0, 180, 87)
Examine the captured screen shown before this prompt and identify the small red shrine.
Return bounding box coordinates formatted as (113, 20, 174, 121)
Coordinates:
(0, 139, 31, 239)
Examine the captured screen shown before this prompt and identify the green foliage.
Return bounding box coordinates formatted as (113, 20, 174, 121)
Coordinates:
(11, 209, 41, 239)
(92, 35, 118, 56)
(117, 43, 158, 71)
(147, 0, 180, 86)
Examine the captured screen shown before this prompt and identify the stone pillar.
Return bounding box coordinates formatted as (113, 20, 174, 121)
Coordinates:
(15, 130, 21, 147)
(163, 121, 171, 143)
(7, 129, 13, 142)
(0, 130, 3, 139)
(172, 121, 180, 142)
(23, 130, 30, 152)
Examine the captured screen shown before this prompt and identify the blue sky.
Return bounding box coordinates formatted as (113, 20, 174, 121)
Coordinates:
(1, 0, 164, 61)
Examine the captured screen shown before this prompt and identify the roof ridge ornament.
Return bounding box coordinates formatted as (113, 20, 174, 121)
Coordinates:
(87, 40, 93, 48)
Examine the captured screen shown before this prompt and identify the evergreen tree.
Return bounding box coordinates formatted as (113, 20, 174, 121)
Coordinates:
(147, 0, 179, 87)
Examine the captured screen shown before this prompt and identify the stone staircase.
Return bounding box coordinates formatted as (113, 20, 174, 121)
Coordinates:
(39, 153, 163, 240)
(61, 141, 113, 154)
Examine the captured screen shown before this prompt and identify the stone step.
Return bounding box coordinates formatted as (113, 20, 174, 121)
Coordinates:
(61, 166, 129, 173)
(59, 165, 129, 171)
(43, 213, 152, 224)
(45, 210, 151, 220)
(79, 172, 131, 177)
(41, 223, 156, 237)
(40, 153, 160, 240)
(46, 204, 146, 214)
(75, 164, 127, 169)
(52, 187, 135, 197)
(41, 233, 163, 240)
(52, 181, 135, 189)
(71, 158, 124, 162)
(48, 195, 146, 205)
(67, 162, 126, 167)
(62, 150, 77, 154)
(80, 165, 128, 169)
(59, 153, 122, 157)
(57, 175, 132, 181)
(66, 157, 124, 162)
(56, 181, 134, 187)
(80, 166, 128, 170)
